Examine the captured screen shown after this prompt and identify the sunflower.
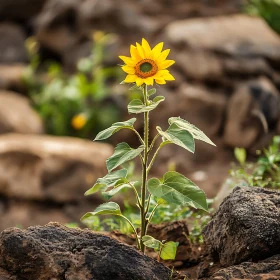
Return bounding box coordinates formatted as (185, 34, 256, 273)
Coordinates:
(119, 38, 175, 86)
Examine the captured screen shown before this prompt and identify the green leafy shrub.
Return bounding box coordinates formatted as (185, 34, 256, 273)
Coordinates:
(231, 136, 280, 189)
(23, 33, 122, 138)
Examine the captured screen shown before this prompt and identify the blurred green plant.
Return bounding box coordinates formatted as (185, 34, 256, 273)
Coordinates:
(230, 136, 280, 189)
(23, 32, 122, 138)
(247, 0, 280, 34)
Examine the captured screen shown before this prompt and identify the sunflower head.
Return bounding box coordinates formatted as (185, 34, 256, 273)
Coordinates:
(119, 38, 175, 86)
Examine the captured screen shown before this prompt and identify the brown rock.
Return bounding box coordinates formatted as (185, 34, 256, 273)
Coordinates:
(203, 187, 280, 267)
(0, 133, 112, 203)
(0, 91, 44, 134)
(165, 15, 280, 60)
(224, 77, 280, 148)
(0, 223, 182, 280)
(0, 23, 28, 64)
(0, 64, 27, 92)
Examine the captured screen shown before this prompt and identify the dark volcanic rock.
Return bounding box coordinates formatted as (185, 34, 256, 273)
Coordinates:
(203, 186, 280, 266)
(211, 254, 280, 280)
(0, 223, 180, 280)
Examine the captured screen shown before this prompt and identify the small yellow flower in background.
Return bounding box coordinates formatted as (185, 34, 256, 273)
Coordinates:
(119, 38, 175, 86)
(71, 113, 87, 130)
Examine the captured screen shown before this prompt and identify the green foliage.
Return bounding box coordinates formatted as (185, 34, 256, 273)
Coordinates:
(23, 33, 121, 138)
(142, 235, 179, 260)
(231, 136, 280, 189)
(127, 96, 165, 114)
(247, 0, 280, 35)
(83, 77, 215, 254)
(148, 171, 208, 211)
(106, 143, 144, 172)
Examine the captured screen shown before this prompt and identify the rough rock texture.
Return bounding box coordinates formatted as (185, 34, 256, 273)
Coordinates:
(203, 187, 280, 267)
(211, 255, 280, 280)
(163, 15, 280, 149)
(0, 134, 112, 230)
(0, 24, 28, 64)
(0, 223, 181, 280)
(0, 91, 44, 134)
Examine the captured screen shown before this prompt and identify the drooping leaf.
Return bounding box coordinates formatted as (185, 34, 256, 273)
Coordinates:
(106, 143, 144, 172)
(169, 117, 216, 146)
(94, 118, 136, 141)
(102, 180, 137, 200)
(148, 171, 208, 211)
(81, 202, 121, 221)
(160, 241, 179, 260)
(148, 88, 156, 96)
(234, 147, 246, 166)
(157, 124, 195, 153)
(85, 169, 128, 195)
(128, 96, 165, 114)
(142, 235, 162, 251)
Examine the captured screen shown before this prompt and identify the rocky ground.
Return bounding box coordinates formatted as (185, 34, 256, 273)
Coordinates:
(0, 186, 279, 279)
(0, 1, 280, 271)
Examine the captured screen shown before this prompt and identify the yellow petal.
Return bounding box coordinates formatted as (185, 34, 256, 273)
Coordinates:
(155, 78, 166, 85)
(122, 65, 135, 74)
(119, 56, 135, 66)
(144, 77, 154, 85)
(156, 49, 170, 63)
(141, 38, 152, 58)
(136, 42, 145, 59)
(124, 74, 137, 83)
(130, 45, 141, 62)
(158, 60, 175, 69)
(156, 69, 169, 77)
(162, 72, 175, 81)
(136, 77, 144, 86)
(152, 42, 164, 60)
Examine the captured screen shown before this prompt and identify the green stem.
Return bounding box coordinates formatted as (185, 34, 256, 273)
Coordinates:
(132, 128, 145, 145)
(119, 215, 141, 249)
(140, 84, 149, 252)
(147, 203, 159, 227)
(147, 143, 164, 173)
(127, 181, 141, 208)
(148, 133, 159, 154)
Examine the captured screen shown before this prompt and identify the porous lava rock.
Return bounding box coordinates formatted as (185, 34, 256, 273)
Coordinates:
(0, 223, 182, 280)
(203, 186, 280, 267)
(211, 254, 280, 280)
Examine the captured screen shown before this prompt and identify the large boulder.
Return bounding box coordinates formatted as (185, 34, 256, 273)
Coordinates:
(203, 186, 280, 267)
(0, 134, 112, 230)
(0, 223, 181, 280)
(0, 90, 44, 134)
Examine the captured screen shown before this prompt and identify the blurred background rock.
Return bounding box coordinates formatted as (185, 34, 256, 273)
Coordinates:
(0, 0, 279, 231)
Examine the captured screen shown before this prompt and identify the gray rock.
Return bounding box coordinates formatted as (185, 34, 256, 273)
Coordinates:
(0, 223, 180, 280)
(203, 186, 280, 266)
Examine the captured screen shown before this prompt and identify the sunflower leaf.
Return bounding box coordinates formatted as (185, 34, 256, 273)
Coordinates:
(102, 179, 137, 200)
(148, 88, 157, 97)
(106, 143, 144, 172)
(142, 235, 162, 251)
(168, 117, 216, 146)
(94, 118, 136, 141)
(160, 241, 179, 260)
(81, 202, 121, 220)
(157, 124, 195, 153)
(147, 171, 208, 211)
(85, 168, 128, 196)
(128, 96, 165, 114)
